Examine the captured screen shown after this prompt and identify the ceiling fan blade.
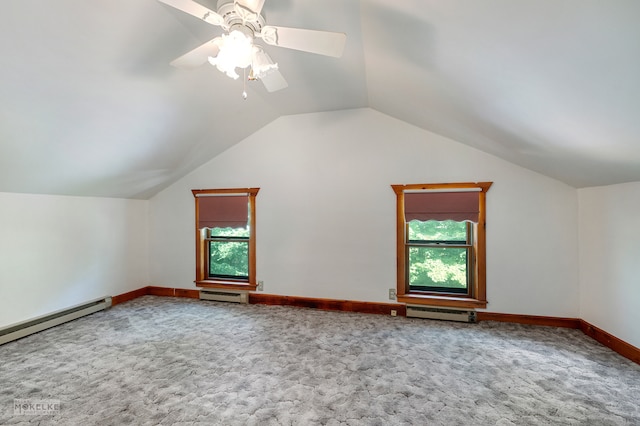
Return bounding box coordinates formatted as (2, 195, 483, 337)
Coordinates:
(259, 26, 346, 58)
(235, 0, 265, 15)
(158, 0, 224, 26)
(259, 68, 288, 93)
(170, 38, 221, 69)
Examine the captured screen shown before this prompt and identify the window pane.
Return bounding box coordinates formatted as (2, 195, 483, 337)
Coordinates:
(209, 241, 248, 278)
(408, 220, 467, 242)
(409, 247, 468, 291)
(209, 226, 250, 238)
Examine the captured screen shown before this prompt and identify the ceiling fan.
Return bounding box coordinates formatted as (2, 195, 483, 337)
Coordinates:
(159, 0, 347, 93)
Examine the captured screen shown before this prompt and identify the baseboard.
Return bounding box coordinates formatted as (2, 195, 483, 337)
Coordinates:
(146, 286, 199, 299)
(145, 286, 174, 297)
(477, 312, 581, 329)
(249, 293, 406, 316)
(111, 287, 148, 306)
(580, 320, 640, 365)
(175, 288, 200, 298)
(112, 286, 198, 306)
(111, 287, 638, 365)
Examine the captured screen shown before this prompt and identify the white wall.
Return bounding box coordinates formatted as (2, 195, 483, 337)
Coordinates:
(0, 192, 148, 328)
(578, 182, 640, 348)
(149, 108, 579, 317)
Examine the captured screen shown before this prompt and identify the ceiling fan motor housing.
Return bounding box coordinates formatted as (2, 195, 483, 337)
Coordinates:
(216, 0, 265, 37)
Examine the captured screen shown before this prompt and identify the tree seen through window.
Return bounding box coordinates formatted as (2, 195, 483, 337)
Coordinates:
(208, 226, 250, 279)
(407, 220, 471, 293)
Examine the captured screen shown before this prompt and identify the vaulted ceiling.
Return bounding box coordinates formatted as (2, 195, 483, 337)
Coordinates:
(2, 0, 639, 199)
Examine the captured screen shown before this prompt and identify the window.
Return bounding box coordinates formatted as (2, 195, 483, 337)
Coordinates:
(207, 226, 250, 280)
(408, 220, 473, 294)
(391, 182, 492, 308)
(192, 188, 259, 290)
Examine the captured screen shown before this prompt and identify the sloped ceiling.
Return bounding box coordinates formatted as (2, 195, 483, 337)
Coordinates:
(1, 0, 639, 199)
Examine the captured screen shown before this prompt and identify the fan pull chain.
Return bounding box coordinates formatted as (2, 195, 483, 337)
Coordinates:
(242, 68, 248, 100)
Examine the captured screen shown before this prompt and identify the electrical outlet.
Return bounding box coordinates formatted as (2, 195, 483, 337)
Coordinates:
(257, 281, 264, 291)
(391, 310, 397, 317)
(389, 288, 396, 300)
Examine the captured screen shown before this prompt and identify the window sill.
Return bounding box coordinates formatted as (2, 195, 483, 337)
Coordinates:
(397, 294, 487, 309)
(195, 280, 257, 291)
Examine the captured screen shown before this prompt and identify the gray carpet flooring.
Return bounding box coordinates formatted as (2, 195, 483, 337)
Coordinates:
(0, 295, 639, 425)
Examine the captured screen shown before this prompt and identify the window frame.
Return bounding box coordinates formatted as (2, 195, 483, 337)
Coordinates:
(391, 182, 492, 309)
(192, 188, 259, 291)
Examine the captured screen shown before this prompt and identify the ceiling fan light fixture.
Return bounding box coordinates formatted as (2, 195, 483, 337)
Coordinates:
(207, 30, 254, 79)
(160, 0, 346, 92)
(251, 46, 278, 79)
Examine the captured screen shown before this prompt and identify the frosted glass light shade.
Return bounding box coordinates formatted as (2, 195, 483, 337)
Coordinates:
(208, 30, 254, 79)
(251, 46, 278, 79)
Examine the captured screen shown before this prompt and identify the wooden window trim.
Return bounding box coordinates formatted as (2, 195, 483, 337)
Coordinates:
(391, 182, 492, 309)
(192, 188, 259, 291)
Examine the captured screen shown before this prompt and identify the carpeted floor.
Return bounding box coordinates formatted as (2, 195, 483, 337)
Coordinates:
(0, 295, 639, 425)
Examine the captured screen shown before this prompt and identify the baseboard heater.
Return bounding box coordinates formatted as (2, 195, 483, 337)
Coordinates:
(199, 289, 248, 304)
(0, 296, 112, 346)
(406, 305, 476, 323)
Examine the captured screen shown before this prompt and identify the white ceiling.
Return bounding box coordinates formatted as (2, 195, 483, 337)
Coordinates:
(1, 0, 639, 199)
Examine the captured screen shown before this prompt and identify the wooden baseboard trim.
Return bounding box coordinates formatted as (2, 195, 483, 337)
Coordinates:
(112, 286, 199, 305)
(477, 312, 581, 329)
(579, 320, 640, 365)
(145, 286, 173, 297)
(175, 288, 200, 298)
(146, 286, 199, 299)
(111, 287, 148, 306)
(249, 293, 406, 317)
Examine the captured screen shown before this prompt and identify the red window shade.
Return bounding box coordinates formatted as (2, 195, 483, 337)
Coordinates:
(197, 195, 248, 229)
(404, 191, 480, 222)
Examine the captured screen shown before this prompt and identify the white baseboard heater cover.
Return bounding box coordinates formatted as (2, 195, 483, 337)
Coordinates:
(406, 305, 477, 323)
(0, 296, 112, 346)
(199, 289, 248, 304)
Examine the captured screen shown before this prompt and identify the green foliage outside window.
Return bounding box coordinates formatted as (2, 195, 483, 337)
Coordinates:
(408, 220, 469, 291)
(208, 227, 250, 278)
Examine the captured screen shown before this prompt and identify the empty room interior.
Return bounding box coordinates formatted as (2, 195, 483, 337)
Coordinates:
(1, 0, 639, 424)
